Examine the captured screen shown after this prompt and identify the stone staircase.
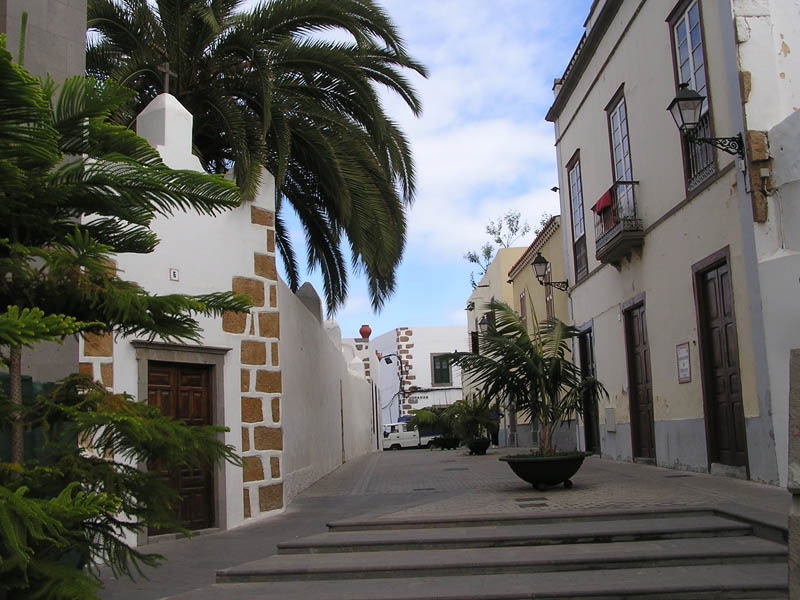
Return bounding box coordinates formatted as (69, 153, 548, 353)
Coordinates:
(209, 507, 787, 599)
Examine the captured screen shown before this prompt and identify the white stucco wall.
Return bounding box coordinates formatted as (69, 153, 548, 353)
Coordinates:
(761, 110, 800, 486)
(733, 0, 800, 486)
(734, 0, 800, 134)
(279, 280, 376, 504)
(373, 326, 468, 427)
(107, 95, 276, 534)
(105, 93, 375, 536)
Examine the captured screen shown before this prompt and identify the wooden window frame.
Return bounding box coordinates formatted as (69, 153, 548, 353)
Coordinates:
(566, 149, 588, 282)
(667, 0, 717, 196)
(431, 353, 452, 387)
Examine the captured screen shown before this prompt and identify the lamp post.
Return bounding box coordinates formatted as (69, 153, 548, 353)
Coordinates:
(531, 252, 569, 292)
(667, 83, 744, 158)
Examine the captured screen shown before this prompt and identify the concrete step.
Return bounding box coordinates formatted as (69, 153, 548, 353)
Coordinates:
(191, 563, 789, 599)
(277, 513, 752, 554)
(327, 506, 718, 532)
(218, 535, 786, 582)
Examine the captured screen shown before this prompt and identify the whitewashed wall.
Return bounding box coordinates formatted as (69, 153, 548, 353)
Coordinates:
(761, 110, 800, 486)
(373, 326, 468, 426)
(279, 280, 375, 504)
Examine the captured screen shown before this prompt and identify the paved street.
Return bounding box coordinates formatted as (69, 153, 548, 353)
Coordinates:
(99, 448, 791, 599)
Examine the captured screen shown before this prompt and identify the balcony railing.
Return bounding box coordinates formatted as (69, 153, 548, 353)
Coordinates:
(686, 111, 716, 192)
(592, 180, 643, 266)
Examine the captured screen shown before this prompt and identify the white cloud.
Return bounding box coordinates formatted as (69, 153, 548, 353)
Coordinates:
(276, 0, 594, 337)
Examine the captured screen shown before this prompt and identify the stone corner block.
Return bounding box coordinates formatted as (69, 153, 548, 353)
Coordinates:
(258, 483, 284, 512)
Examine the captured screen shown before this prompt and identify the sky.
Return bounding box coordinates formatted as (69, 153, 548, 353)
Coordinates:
(281, 0, 594, 340)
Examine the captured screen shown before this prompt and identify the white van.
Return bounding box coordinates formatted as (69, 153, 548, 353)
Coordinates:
(382, 422, 420, 450)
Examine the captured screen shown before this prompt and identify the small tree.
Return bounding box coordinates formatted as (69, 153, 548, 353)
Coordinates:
(0, 37, 248, 598)
(451, 300, 606, 455)
(464, 210, 531, 287)
(446, 393, 499, 443)
(407, 406, 455, 439)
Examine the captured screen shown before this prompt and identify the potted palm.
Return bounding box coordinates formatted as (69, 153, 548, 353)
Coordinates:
(407, 406, 459, 449)
(446, 393, 499, 455)
(451, 300, 607, 488)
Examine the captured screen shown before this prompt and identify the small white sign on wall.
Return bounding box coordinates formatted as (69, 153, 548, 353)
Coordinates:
(169, 268, 180, 282)
(676, 342, 691, 384)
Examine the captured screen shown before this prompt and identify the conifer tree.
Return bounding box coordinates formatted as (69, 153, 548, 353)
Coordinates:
(0, 37, 248, 598)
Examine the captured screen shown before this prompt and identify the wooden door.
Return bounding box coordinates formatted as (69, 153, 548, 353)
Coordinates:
(148, 362, 214, 532)
(578, 329, 601, 454)
(696, 260, 748, 467)
(625, 303, 656, 461)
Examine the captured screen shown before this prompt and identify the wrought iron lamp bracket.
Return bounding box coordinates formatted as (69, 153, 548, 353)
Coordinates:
(687, 132, 744, 158)
(540, 279, 569, 293)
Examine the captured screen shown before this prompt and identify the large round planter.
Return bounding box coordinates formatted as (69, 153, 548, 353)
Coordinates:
(499, 452, 589, 490)
(467, 438, 491, 455)
(430, 436, 459, 450)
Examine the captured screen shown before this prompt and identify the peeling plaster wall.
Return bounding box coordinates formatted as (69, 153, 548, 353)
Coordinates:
(760, 110, 800, 486)
(734, 0, 800, 130)
(733, 0, 800, 487)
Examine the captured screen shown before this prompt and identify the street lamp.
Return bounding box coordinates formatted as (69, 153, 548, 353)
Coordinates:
(531, 252, 569, 292)
(667, 83, 744, 158)
(477, 314, 489, 333)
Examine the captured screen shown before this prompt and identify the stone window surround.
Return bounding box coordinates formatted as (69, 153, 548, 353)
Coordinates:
(131, 340, 231, 543)
(431, 353, 453, 387)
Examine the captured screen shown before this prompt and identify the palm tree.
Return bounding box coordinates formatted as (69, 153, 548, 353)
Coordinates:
(446, 393, 499, 443)
(451, 300, 607, 455)
(86, 0, 427, 314)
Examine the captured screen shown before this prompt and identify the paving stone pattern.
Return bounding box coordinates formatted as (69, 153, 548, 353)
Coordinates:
(99, 448, 792, 599)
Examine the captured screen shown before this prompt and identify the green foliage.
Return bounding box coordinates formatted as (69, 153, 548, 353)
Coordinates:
(1, 375, 241, 598)
(0, 482, 116, 599)
(445, 393, 499, 442)
(464, 210, 531, 287)
(0, 306, 96, 348)
(87, 0, 427, 313)
(0, 36, 247, 345)
(486, 210, 531, 249)
(409, 395, 499, 443)
(0, 34, 248, 599)
(451, 300, 607, 454)
(407, 405, 455, 438)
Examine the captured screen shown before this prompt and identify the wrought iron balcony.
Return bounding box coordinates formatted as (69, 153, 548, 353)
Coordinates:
(592, 180, 643, 266)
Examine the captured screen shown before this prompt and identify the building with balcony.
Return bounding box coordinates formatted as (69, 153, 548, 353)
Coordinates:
(546, 0, 800, 485)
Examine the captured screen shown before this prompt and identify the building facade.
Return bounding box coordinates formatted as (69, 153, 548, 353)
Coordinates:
(507, 216, 569, 334)
(372, 326, 469, 427)
(465, 247, 527, 354)
(546, 0, 799, 485)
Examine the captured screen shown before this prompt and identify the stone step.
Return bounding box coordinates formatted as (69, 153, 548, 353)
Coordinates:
(188, 563, 788, 599)
(327, 506, 718, 532)
(277, 514, 752, 554)
(218, 535, 786, 582)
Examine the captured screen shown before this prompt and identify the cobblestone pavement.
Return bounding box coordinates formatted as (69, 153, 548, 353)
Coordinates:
(305, 448, 789, 518)
(99, 448, 790, 599)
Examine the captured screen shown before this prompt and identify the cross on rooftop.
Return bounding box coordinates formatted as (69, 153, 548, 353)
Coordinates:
(157, 61, 177, 94)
